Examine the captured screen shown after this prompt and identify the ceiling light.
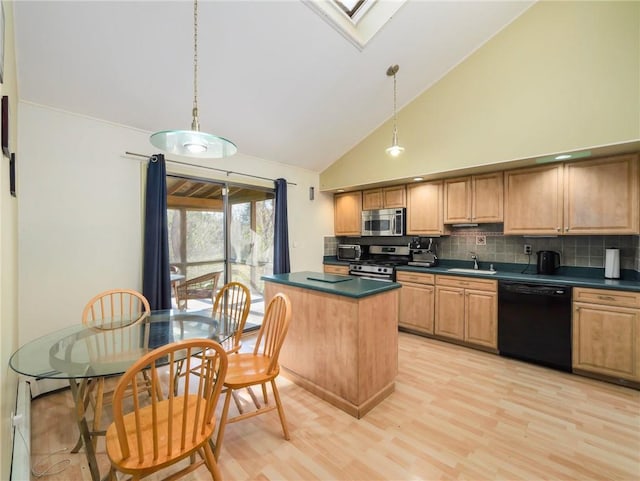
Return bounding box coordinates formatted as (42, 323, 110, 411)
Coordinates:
(413, 177, 423, 181)
(385, 64, 404, 158)
(555, 154, 572, 160)
(150, 0, 237, 159)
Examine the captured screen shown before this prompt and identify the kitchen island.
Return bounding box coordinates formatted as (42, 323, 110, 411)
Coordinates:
(262, 271, 400, 418)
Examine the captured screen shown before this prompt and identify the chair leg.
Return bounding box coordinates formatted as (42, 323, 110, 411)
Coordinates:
(261, 383, 269, 404)
(213, 388, 233, 460)
(202, 440, 223, 481)
(247, 387, 261, 409)
(231, 390, 244, 414)
(270, 379, 290, 440)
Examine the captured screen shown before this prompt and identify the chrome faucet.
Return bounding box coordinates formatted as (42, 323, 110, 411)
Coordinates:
(470, 252, 479, 270)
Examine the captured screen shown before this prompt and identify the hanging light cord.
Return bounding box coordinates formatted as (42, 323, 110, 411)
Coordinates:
(392, 69, 398, 136)
(191, 0, 200, 132)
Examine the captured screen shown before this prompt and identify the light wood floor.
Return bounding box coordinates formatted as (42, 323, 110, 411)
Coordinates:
(29, 332, 640, 480)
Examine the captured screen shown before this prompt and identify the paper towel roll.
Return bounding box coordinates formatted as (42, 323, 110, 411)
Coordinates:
(604, 248, 620, 279)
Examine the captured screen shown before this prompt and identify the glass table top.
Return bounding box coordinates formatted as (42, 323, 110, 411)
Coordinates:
(9, 308, 233, 380)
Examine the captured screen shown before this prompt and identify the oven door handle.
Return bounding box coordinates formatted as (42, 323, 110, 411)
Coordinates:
(350, 272, 393, 282)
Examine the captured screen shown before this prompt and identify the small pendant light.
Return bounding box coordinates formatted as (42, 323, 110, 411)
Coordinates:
(150, 0, 237, 158)
(385, 64, 404, 157)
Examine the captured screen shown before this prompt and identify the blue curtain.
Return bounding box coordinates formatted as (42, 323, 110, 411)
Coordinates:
(273, 178, 290, 274)
(142, 154, 172, 310)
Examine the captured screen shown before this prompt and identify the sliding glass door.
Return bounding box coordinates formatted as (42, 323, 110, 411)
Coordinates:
(166, 175, 274, 328)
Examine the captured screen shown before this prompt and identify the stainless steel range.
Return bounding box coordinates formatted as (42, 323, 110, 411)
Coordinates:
(348, 245, 410, 282)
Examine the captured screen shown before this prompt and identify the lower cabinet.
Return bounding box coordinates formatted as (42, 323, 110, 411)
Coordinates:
(397, 271, 435, 334)
(434, 275, 497, 350)
(323, 264, 349, 275)
(573, 287, 640, 383)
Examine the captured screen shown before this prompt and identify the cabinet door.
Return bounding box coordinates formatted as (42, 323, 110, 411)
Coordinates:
(465, 289, 497, 349)
(504, 164, 563, 235)
(564, 154, 639, 234)
(407, 181, 446, 235)
(573, 303, 640, 381)
(362, 189, 383, 210)
(435, 286, 465, 340)
(472, 172, 503, 223)
(399, 283, 434, 334)
(383, 186, 406, 208)
(444, 177, 471, 224)
(334, 191, 362, 236)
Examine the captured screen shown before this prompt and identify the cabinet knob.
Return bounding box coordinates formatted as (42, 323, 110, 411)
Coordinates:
(556, 227, 561, 232)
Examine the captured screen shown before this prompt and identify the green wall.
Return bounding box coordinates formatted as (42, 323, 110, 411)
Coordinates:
(320, 1, 640, 191)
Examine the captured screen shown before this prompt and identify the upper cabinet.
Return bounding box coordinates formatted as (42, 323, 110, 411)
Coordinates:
(504, 164, 564, 235)
(444, 172, 503, 224)
(505, 154, 639, 235)
(334, 191, 362, 236)
(362, 186, 406, 210)
(564, 154, 639, 235)
(406, 181, 448, 236)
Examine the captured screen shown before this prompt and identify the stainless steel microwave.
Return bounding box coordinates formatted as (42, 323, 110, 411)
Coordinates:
(337, 244, 362, 261)
(362, 208, 405, 236)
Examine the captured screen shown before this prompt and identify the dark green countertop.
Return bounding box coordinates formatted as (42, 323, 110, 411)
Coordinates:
(396, 264, 640, 292)
(322, 256, 640, 292)
(262, 271, 400, 299)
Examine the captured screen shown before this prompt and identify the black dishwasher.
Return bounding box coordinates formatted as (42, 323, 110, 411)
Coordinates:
(498, 281, 572, 372)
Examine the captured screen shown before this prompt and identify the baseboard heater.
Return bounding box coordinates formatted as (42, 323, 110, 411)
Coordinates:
(11, 379, 31, 481)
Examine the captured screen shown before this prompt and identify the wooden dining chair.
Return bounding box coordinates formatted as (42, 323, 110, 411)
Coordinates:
(81, 288, 151, 447)
(173, 282, 251, 395)
(105, 339, 228, 481)
(215, 282, 251, 354)
(213, 292, 292, 460)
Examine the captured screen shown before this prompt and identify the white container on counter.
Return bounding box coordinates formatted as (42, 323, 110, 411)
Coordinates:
(604, 248, 620, 279)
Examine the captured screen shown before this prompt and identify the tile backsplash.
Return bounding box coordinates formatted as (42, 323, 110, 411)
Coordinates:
(327, 225, 640, 272)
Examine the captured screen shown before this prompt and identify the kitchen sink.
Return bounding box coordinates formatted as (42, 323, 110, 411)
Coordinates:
(447, 268, 497, 275)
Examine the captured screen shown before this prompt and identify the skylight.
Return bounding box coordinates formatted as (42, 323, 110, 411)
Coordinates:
(304, 0, 407, 50)
(333, 0, 367, 20)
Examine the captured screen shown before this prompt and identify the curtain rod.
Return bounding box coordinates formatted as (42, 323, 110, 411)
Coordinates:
(124, 151, 297, 186)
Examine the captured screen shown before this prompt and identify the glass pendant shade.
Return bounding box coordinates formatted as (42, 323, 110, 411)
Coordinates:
(150, 130, 237, 158)
(385, 129, 404, 157)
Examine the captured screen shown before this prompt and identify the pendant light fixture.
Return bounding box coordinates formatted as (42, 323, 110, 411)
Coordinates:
(385, 64, 404, 157)
(150, 0, 237, 158)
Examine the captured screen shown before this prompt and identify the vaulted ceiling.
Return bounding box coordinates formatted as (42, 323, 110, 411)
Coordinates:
(13, 1, 534, 172)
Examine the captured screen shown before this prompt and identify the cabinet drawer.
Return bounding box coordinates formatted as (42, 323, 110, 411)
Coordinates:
(396, 271, 434, 285)
(323, 264, 349, 276)
(436, 275, 497, 292)
(573, 287, 640, 309)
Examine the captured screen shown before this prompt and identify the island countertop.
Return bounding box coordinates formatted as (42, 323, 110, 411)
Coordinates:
(261, 271, 400, 299)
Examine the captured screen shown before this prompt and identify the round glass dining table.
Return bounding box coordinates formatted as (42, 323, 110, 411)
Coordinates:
(9, 308, 233, 481)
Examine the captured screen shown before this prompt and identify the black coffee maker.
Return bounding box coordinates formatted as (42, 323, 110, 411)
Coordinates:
(537, 250, 560, 274)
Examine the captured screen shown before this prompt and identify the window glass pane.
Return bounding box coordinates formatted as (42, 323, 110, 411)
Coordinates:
(186, 210, 224, 263)
(167, 209, 181, 264)
(256, 199, 274, 270)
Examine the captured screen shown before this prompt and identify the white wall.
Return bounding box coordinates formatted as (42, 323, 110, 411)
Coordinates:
(1, 1, 20, 478)
(18, 102, 332, 344)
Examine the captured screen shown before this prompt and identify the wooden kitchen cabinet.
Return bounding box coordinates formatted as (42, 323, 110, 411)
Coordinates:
(573, 287, 640, 384)
(323, 264, 349, 275)
(504, 164, 563, 235)
(406, 181, 449, 235)
(435, 275, 497, 350)
(564, 154, 639, 235)
(362, 186, 406, 210)
(334, 191, 362, 236)
(444, 172, 503, 224)
(397, 271, 435, 335)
